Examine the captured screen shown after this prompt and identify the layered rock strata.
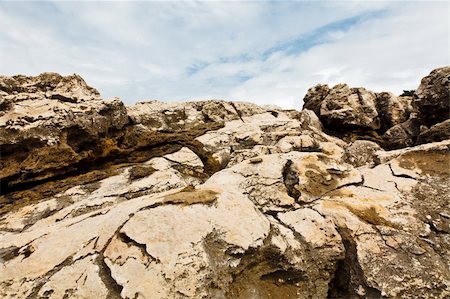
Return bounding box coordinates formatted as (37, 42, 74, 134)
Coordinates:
(0, 69, 449, 298)
(302, 67, 450, 149)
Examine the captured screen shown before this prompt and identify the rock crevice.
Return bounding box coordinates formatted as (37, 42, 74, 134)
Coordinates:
(0, 68, 449, 298)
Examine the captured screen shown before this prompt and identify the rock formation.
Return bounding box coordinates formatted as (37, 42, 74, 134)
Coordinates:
(303, 66, 450, 149)
(0, 68, 449, 299)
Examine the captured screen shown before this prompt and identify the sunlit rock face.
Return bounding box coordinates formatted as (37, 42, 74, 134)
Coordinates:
(0, 68, 449, 299)
(302, 67, 450, 150)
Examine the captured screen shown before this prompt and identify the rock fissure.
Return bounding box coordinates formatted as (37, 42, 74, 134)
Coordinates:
(1, 69, 449, 298)
(117, 232, 161, 264)
(328, 228, 383, 299)
(95, 255, 123, 299)
(282, 160, 302, 202)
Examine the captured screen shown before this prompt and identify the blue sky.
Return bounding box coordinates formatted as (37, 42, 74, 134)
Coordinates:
(0, 1, 448, 108)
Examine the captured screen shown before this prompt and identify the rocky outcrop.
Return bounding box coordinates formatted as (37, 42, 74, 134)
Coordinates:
(0, 72, 101, 105)
(302, 85, 414, 134)
(417, 119, 450, 144)
(302, 84, 330, 116)
(0, 71, 449, 299)
(381, 114, 422, 149)
(0, 73, 275, 198)
(375, 92, 414, 132)
(303, 84, 381, 130)
(415, 66, 450, 126)
(302, 67, 449, 149)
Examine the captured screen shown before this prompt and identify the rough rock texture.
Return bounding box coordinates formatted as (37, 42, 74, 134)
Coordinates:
(306, 83, 381, 130)
(302, 67, 449, 149)
(0, 71, 449, 299)
(417, 119, 450, 144)
(381, 114, 421, 149)
(415, 66, 450, 126)
(302, 84, 330, 116)
(375, 92, 414, 132)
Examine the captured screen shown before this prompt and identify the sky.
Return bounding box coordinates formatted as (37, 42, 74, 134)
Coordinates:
(0, 1, 449, 109)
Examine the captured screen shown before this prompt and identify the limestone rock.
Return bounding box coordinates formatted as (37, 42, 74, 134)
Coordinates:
(0, 79, 129, 190)
(344, 140, 383, 167)
(417, 119, 450, 144)
(298, 108, 323, 131)
(382, 114, 421, 149)
(0, 73, 101, 105)
(1, 71, 449, 299)
(415, 66, 450, 126)
(301, 67, 449, 149)
(375, 92, 414, 132)
(302, 84, 330, 116)
(318, 84, 381, 130)
(126, 100, 265, 131)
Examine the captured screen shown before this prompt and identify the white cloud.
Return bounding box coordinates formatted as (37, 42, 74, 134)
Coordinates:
(227, 1, 449, 108)
(0, 1, 448, 108)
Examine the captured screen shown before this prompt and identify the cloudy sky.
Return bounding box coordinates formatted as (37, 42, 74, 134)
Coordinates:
(0, 1, 448, 108)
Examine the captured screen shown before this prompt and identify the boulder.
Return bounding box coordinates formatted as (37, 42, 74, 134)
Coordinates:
(382, 114, 421, 149)
(375, 92, 414, 132)
(415, 66, 450, 126)
(302, 84, 330, 116)
(318, 84, 380, 130)
(301, 67, 449, 149)
(417, 119, 450, 144)
(301, 86, 416, 139)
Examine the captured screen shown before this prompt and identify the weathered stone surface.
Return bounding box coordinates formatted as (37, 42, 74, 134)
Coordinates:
(344, 140, 383, 167)
(415, 66, 450, 126)
(382, 114, 421, 149)
(0, 72, 101, 105)
(298, 108, 323, 131)
(302, 84, 330, 116)
(375, 92, 414, 132)
(417, 119, 450, 144)
(0, 74, 128, 193)
(318, 84, 381, 130)
(1, 71, 449, 299)
(0, 75, 270, 197)
(304, 86, 415, 133)
(126, 100, 265, 131)
(301, 67, 449, 149)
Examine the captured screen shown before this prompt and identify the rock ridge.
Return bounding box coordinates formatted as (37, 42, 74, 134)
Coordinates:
(302, 66, 450, 149)
(0, 68, 449, 298)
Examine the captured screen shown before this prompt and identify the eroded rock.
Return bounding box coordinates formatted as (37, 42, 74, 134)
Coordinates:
(319, 84, 381, 130)
(417, 119, 450, 144)
(301, 67, 449, 150)
(0, 71, 449, 299)
(415, 66, 450, 126)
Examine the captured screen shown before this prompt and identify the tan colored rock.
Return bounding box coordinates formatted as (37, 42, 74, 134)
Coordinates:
(126, 100, 265, 131)
(0, 73, 129, 191)
(163, 146, 204, 172)
(302, 84, 330, 116)
(300, 68, 450, 150)
(278, 208, 342, 249)
(1, 71, 450, 299)
(0, 72, 100, 104)
(415, 66, 450, 126)
(344, 140, 383, 167)
(375, 92, 414, 132)
(298, 108, 323, 131)
(312, 83, 381, 130)
(37, 254, 110, 299)
(382, 114, 421, 149)
(417, 119, 450, 144)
